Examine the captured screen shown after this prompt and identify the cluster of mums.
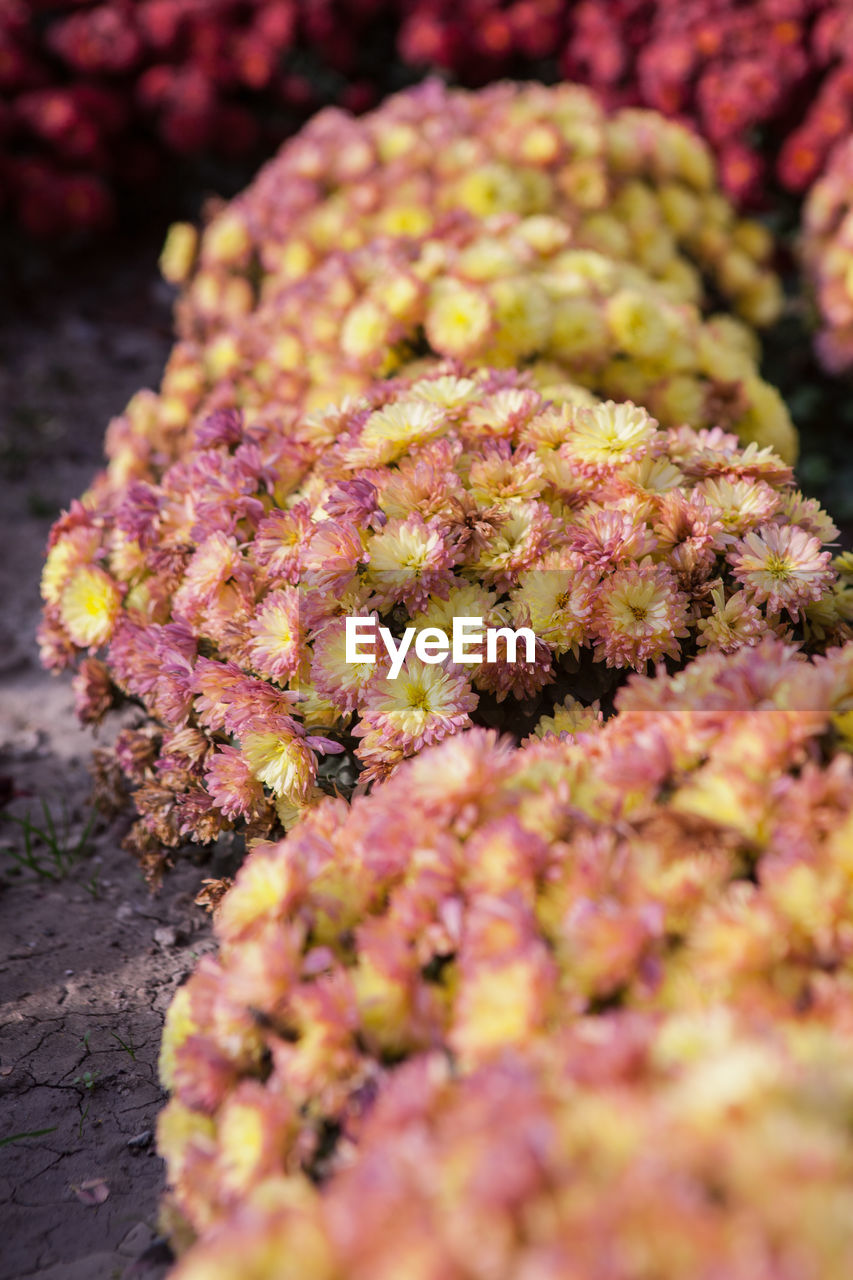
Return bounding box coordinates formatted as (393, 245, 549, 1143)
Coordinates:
(40, 81, 853, 1275)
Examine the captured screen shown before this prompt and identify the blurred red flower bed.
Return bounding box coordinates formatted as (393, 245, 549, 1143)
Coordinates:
(5, 0, 853, 238)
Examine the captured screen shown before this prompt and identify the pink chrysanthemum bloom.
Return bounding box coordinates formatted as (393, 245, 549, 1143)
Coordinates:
(172, 533, 249, 629)
(192, 658, 298, 737)
(72, 657, 114, 726)
(203, 746, 268, 823)
(246, 589, 302, 685)
(310, 613, 390, 715)
(472, 499, 553, 589)
(377, 438, 466, 523)
(570, 505, 657, 568)
(592, 563, 690, 669)
(729, 525, 835, 619)
(365, 513, 455, 611)
(250, 504, 313, 584)
(301, 520, 367, 595)
(472, 630, 555, 704)
(467, 440, 545, 503)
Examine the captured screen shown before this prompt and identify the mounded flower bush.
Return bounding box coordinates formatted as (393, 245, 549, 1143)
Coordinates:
(82, 80, 795, 502)
(110, 209, 795, 497)
(165, 1023, 853, 1279)
(40, 367, 845, 873)
(156, 636, 853, 1261)
(168, 80, 782, 340)
(171, 79, 783, 327)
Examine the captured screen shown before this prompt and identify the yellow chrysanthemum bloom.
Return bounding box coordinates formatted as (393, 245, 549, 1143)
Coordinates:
(511, 570, 589, 656)
(424, 280, 494, 358)
(352, 957, 414, 1055)
(530, 695, 603, 739)
(411, 584, 500, 634)
(367, 519, 445, 589)
(59, 565, 122, 648)
(365, 658, 472, 751)
(547, 296, 609, 363)
(515, 214, 572, 256)
(159, 221, 198, 284)
(204, 334, 242, 380)
(456, 237, 521, 282)
(155, 1098, 215, 1178)
(606, 289, 669, 360)
(453, 161, 528, 218)
(484, 277, 553, 362)
(737, 273, 784, 328)
(653, 374, 707, 428)
(201, 210, 252, 268)
(734, 376, 798, 464)
(217, 852, 299, 942)
(158, 987, 199, 1092)
(339, 298, 393, 361)
(408, 374, 479, 412)
(658, 182, 702, 236)
(376, 204, 433, 238)
(569, 400, 658, 465)
(353, 399, 448, 466)
(241, 732, 316, 805)
(452, 957, 546, 1063)
(42, 537, 87, 605)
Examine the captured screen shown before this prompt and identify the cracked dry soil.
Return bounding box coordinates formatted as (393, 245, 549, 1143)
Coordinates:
(0, 236, 216, 1280)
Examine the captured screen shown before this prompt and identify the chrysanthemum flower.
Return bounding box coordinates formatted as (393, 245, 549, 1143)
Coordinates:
(564, 400, 661, 468)
(346, 399, 450, 468)
(356, 656, 477, 763)
(592, 563, 690, 669)
(510, 556, 597, 656)
(240, 725, 318, 806)
(41, 524, 103, 606)
(58, 565, 122, 648)
(424, 279, 495, 358)
(696, 585, 768, 653)
(729, 525, 835, 619)
(308, 614, 386, 717)
(301, 521, 367, 595)
(365, 514, 455, 612)
(472, 499, 553, 587)
(204, 746, 268, 823)
(247, 589, 302, 684)
(249, 506, 312, 584)
(526, 696, 604, 740)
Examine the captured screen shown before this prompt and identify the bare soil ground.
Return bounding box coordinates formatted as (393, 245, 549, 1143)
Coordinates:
(0, 236, 215, 1280)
